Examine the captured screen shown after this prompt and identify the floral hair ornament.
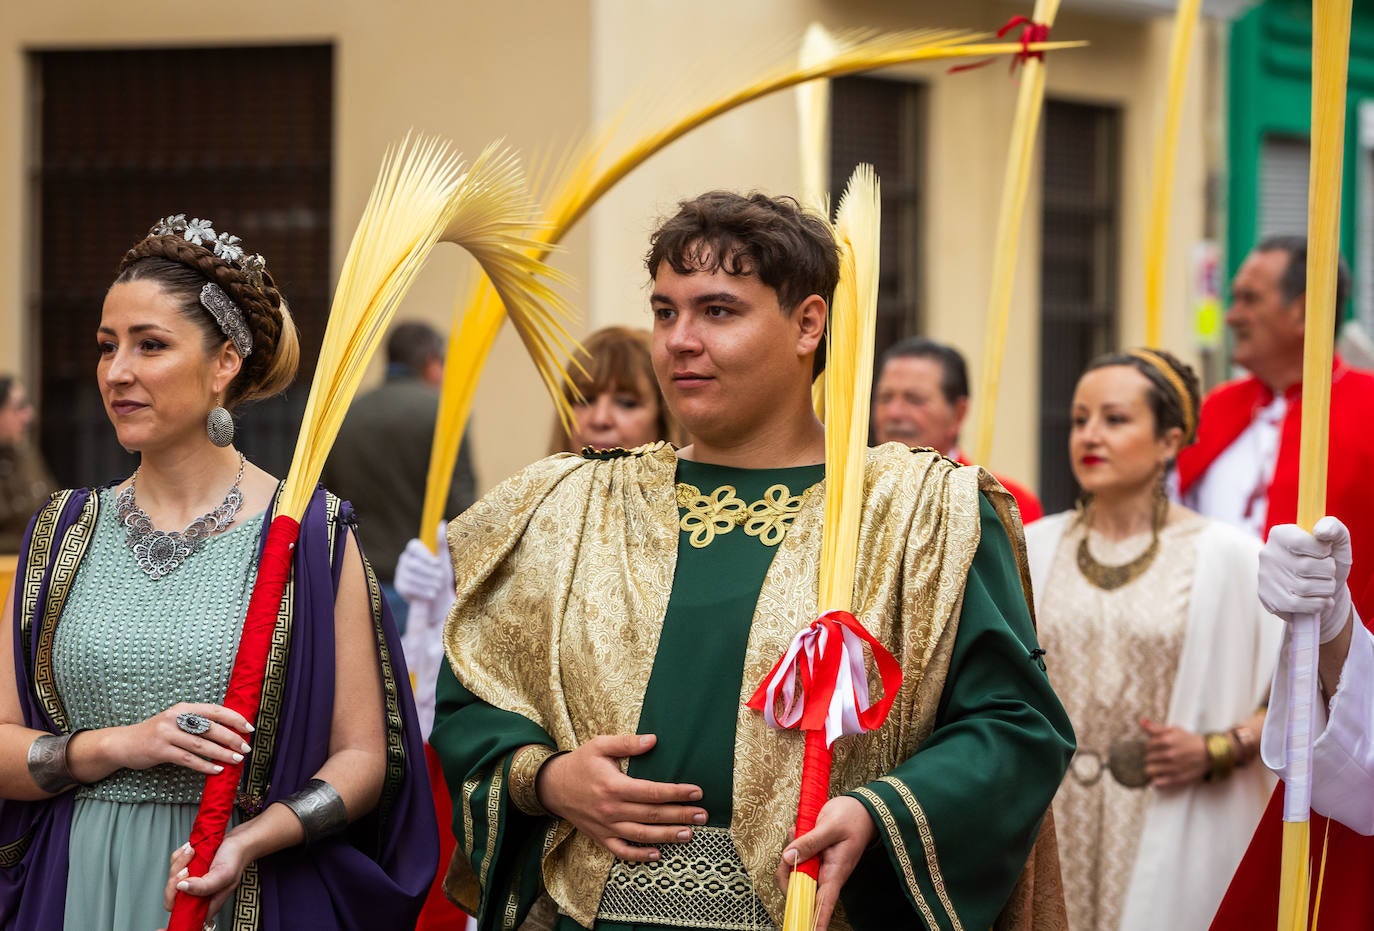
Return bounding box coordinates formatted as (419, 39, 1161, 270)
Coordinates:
(149, 214, 261, 357)
(149, 214, 267, 289)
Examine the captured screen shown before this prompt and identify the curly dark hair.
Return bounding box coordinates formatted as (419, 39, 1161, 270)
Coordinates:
(113, 233, 300, 409)
(645, 191, 840, 312)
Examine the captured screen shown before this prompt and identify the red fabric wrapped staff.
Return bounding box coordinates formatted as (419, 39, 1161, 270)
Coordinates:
(168, 137, 566, 929)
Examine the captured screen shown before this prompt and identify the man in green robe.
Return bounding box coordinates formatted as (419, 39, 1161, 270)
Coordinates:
(431, 191, 1075, 931)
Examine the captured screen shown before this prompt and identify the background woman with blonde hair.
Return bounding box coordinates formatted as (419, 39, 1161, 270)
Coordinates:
(547, 325, 678, 455)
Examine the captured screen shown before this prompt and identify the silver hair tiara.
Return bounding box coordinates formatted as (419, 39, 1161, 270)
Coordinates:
(200, 283, 254, 358)
(149, 214, 267, 289)
(149, 214, 263, 357)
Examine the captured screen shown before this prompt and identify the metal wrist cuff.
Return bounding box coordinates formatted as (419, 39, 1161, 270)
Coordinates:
(509, 744, 561, 817)
(280, 778, 348, 845)
(27, 730, 85, 795)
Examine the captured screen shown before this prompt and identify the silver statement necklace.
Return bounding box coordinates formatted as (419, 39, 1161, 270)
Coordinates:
(117, 453, 246, 579)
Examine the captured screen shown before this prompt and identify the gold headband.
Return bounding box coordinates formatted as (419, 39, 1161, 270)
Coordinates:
(1129, 349, 1195, 441)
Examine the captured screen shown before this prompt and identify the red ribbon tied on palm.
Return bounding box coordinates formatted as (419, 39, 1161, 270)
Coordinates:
(949, 15, 1051, 74)
(747, 610, 903, 880)
(748, 610, 903, 747)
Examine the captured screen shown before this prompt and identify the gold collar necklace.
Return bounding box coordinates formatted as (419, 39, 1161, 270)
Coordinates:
(1074, 493, 1167, 591)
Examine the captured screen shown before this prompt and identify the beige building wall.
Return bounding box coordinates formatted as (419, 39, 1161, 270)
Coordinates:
(0, 0, 1215, 498)
(0, 0, 592, 491)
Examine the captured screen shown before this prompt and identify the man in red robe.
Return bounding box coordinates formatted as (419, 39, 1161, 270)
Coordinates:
(872, 337, 1044, 523)
(1187, 236, 1374, 928)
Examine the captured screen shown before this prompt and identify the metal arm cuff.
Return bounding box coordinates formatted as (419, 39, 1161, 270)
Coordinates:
(280, 778, 349, 845)
(26, 730, 85, 795)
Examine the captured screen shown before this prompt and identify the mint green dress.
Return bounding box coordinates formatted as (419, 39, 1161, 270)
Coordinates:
(51, 486, 262, 931)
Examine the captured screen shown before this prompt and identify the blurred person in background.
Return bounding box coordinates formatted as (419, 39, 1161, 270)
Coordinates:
(0, 375, 56, 553)
(546, 325, 679, 455)
(1177, 237, 1374, 621)
(1025, 348, 1279, 930)
(0, 216, 435, 930)
(321, 320, 477, 634)
(395, 323, 676, 931)
(872, 336, 1043, 523)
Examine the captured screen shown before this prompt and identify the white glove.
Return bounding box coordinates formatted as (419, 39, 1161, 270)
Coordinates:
(1258, 516, 1354, 643)
(393, 537, 449, 605)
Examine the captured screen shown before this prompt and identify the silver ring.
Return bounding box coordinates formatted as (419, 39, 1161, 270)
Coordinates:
(176, 713, 212, 736)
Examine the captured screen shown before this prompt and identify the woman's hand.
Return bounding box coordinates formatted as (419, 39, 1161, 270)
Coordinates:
(1140, 717, 1208, 788)
(98, 702, 253, 778)
(774, 795, 877, 929)
(161, 829, 253, 919)
(536, 733, 707, 862)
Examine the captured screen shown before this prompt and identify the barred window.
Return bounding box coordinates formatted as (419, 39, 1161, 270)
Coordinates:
(829, 75, 925, 356)
(1039, 99, 1122, 513)
(32, 44, 333, 486)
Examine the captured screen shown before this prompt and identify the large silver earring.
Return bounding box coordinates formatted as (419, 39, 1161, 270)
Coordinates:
(206, 398, 234, 448)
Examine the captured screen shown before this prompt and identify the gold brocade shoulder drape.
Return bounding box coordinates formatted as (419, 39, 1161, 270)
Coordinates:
(442, 441, 1028, 927)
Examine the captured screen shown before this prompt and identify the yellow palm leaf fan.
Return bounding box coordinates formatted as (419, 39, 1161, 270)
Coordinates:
(168, 134, 562, 930)
(1280, 2, 1353, 929)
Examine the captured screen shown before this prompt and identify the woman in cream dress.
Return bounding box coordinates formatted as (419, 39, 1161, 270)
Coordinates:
(1025, 349, 1280, 931)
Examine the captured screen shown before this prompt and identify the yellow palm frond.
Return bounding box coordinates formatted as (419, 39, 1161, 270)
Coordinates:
(971, 0, 1063, 467)
(1142, 0, 1202, 346)
(440, 145, 578, 432)
(280, 134, 468, 517)
(419, 27, 1088, 541)
(783, 163, 881, 931)
(420, 277, 505, 546)
(820, 164, 881, 614)
(1283, 2, 1352, 926)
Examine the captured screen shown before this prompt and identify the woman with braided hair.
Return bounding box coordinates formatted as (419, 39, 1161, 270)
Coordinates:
(0, 216, 436, 930)
(1024, 348, 1281, 930)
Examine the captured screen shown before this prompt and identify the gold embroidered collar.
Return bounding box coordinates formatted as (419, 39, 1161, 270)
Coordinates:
(674, 481, 812, 548)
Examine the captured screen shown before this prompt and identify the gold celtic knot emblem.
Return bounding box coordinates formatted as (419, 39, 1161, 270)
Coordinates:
(676, 482, 747, 548)
(743, 484, 804, 546)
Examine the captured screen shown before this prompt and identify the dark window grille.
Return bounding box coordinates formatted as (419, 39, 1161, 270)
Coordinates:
(32, 44, 333, 487)
(1039, 100, 1122, 513)
(829, 76, 924, 355)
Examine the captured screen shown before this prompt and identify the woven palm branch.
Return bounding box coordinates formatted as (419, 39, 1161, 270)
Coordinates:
(279, 134, 469, 517)
(420, 26, 1087, 544)
(820, 163, 880, 613)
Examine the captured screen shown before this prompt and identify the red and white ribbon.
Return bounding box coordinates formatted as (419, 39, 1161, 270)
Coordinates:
(747, 610, 903, 748)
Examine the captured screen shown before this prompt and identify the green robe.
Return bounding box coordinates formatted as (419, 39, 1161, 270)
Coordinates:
(432, 445, 1074, 931)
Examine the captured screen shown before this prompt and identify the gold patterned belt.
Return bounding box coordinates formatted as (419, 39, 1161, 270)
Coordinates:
(597, 826, 776, 931)
(1069, 738, 1149, 789)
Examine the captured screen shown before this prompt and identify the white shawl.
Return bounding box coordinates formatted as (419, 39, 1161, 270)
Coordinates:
(1027, 512, 1282, 930)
